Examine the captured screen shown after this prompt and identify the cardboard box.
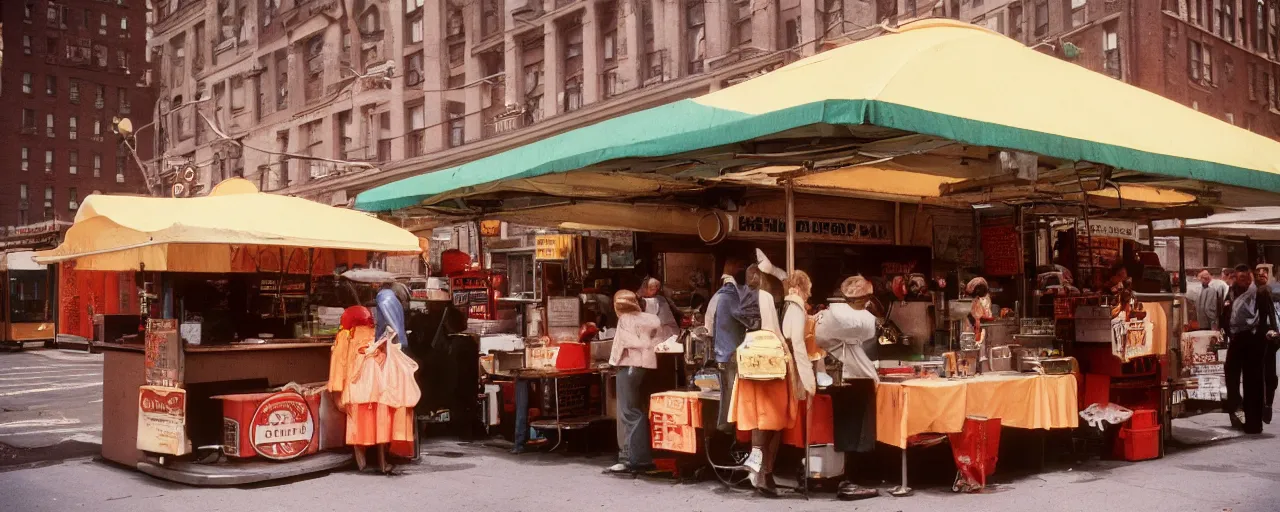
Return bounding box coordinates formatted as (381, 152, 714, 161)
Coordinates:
(649, 391, 703, 428)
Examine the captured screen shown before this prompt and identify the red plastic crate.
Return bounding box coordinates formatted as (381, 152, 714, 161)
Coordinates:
(1118, 425, 1161, 461)
(1127, 409, 1158, 429)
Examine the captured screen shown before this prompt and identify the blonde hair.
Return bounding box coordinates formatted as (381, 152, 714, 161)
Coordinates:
(613, 289, 642, 314)
(840, 276, 873, 306)
(785, 270, 812, 300)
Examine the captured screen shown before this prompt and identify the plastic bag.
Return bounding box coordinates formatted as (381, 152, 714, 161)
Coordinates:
(379, 327, 422, 409)
(1078, 402, 1134, 431)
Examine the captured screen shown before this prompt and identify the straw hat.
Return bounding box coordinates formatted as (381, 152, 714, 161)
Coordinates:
(840, 276, 874, 299)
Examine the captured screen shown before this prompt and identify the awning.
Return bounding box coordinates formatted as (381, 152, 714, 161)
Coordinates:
(355, 19, 1280, 213)
(1152, 207, 1280, 241)
(35, 178, 422, 271)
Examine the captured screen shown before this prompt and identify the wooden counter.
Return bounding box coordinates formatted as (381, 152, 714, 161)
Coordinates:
(100, 340, 332, 467)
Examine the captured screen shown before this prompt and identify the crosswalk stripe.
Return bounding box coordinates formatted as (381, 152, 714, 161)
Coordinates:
(0, 373, 102, 382)
(0, 382, 102, 397)
(0, 426, 102, 437)
(0, 418, 80, 430)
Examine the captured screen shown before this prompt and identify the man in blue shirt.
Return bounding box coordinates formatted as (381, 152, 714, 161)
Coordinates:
(704, 256, 758, 432)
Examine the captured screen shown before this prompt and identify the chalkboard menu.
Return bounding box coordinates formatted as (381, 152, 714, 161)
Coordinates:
(981, 222, 1020, 276)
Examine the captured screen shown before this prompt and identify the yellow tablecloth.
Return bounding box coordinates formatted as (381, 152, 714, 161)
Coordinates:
(875, 373, 1079, 448)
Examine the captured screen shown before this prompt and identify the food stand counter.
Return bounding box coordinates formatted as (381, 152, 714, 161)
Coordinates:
(98, 340, 332, 467)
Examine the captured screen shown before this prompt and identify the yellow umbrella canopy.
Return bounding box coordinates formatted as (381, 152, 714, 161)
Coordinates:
(357, 19, 1280, 213)
(36, 179, 421, 272)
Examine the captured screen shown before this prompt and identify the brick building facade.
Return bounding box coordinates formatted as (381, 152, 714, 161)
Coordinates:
(0, 0, 154, 230)
(144, 0, 1278, 205)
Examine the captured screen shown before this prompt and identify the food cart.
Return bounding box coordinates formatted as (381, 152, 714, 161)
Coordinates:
(352, 19, 1280, 495)
(34, 178, 423, 485)
(0, 251, 55, 349)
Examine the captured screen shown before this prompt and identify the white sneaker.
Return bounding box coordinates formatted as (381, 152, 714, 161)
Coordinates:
(744, 447, 763, 474)
(605, 463, 628, 473)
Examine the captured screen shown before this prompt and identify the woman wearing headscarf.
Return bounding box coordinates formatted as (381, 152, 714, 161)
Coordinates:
(337, 289, 421, 473)
(606, 289, 664, 474)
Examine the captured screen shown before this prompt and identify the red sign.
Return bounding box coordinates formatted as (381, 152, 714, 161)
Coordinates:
(250, 392, 315, 460)
(980, 222, 1020, 276)
(137, 386, 188, 455)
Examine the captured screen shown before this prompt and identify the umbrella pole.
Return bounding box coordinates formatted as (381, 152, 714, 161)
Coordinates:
(784, 179, 808, 495)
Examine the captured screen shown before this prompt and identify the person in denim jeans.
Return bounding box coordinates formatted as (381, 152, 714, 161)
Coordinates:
(605, 290, 663, 474)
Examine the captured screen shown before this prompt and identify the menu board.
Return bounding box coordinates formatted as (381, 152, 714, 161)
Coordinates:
(144, 319, 183, 387)
(981, 222, 1020, 276)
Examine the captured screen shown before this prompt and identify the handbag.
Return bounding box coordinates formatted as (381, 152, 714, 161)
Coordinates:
(875, 300, 904, 346)
(736, 330, 790, 380)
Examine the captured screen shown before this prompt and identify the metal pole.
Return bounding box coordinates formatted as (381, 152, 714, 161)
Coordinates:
(1178, 222, 1187, 294)
(785, 180, 796, 274)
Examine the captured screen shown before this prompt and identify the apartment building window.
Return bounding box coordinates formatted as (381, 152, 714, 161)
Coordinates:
(69, 80, 80, 103)
(1103, 21, 1121, 79)
(1269, 71, 1278, 111)
(23, 36, 32, 55)
(481, 0, 502, 37)
(115, 152, 126, 181)
(96, 84, 105, 109)
(602, 3, 618, 64)
(69, 117, 78, 140)
(46, 75, 56, 96)
(24, 2, 33, 22)
(305, 35, 325, 102)
(1068, 0, 1086, 29)
(564, 18, 585, 111)
(1270, 2, 1280, 59)
(275, 50, 289, 111)
(22, 109, 37, 133)
(99, 13, 107, 35)
(1189, 40, 1213, 84)
(94, 117, 103, 138)
(1190, 0, 1205, 26)
(45, 150, 54, 173)
(686, 0, 706, 74)
(120, 16, 128, 33)
(405, 0, 424, 14)
(19, 185, 28, 212)
(118, 88, 130, 114)
(409, 17, 425, 44)
(822, 0, 843, 39)
(230, 77, 247, 111)
(69, 188, 79, 211)
(1217, 1, 1235, 41)
(783, 17, 800, 49)
(22, 73, 32, 94)
(1034, 0, 1049, 37)
(1257, 1, 1267, 52)
(69, 151, 78, 175)
(94, 153, 102, 177)
(21, 148, 29, 171)
(407, 104, 426, 156)
(44, 187, 54, 220)
(46, 114, 55, 137)
(731, 0, 752, 48)
(405, 52, 425, 86)
(447, 102, 465, 148)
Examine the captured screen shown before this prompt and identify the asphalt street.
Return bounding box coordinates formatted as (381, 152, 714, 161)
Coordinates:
(1, 349, 1278, 512)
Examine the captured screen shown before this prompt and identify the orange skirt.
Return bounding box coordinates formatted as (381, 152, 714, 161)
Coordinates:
(346, 402, 415, 454)
(727, 377, 798, 431)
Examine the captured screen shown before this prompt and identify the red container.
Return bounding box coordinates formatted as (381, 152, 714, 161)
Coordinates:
(1127, 409, 1158, 429)
(553, 342, 589, 370)
(1118, 425, 1161, 461)
(948, 416, 1002, 492)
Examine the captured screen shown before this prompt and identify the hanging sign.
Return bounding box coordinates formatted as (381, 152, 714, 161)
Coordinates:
(730, 215, 893, 244)
(479, 220, 503, 237)
(980, 221, 1020, 276)
(250, 391, 316, 460)
(137, 386, 189, 455)
(1076, 219, 1140, 241)
(144, 319, 183, 387)
(535, 234, 573, 260)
